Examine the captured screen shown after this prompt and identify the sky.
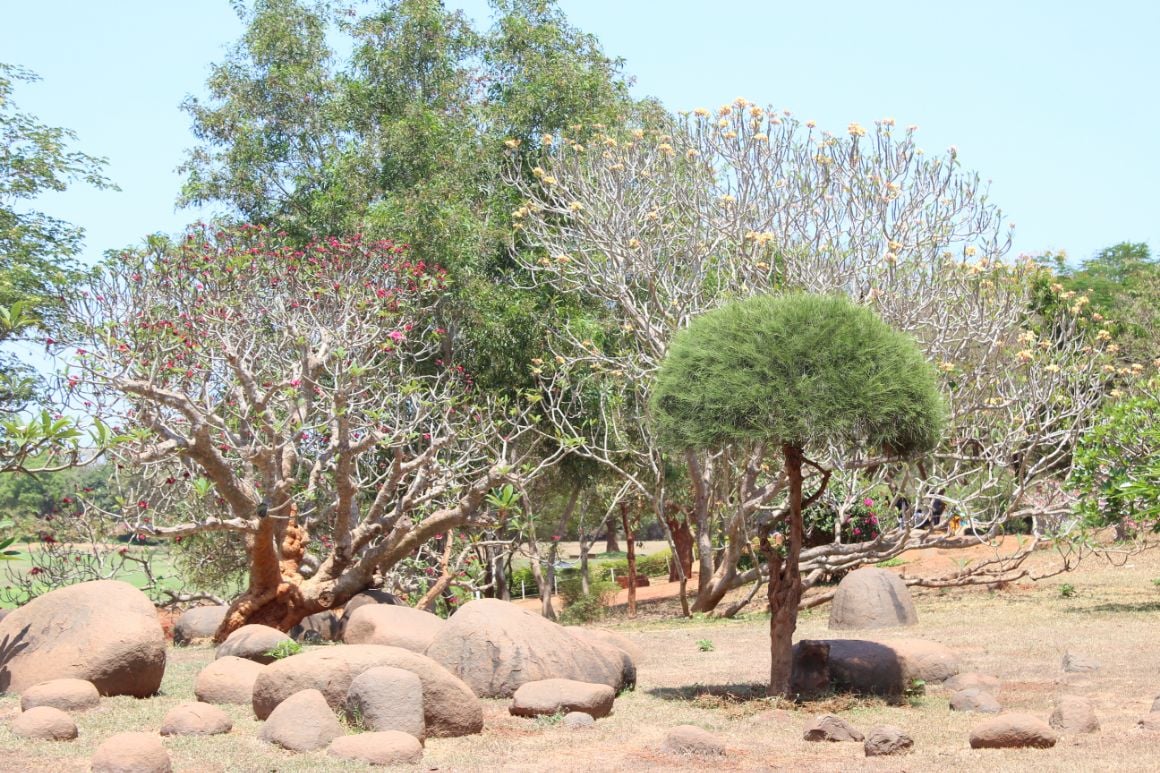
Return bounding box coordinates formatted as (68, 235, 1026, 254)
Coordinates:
(2, 0, 1158, 271)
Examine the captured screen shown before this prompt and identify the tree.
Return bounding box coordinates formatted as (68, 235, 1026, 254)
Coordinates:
(652, 293, 944, 695)
(63, 224, 550, 639)
(510, 103, 1115, 613)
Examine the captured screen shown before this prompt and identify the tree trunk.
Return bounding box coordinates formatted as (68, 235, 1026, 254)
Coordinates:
(603, 511, 620, 554)
(527, 537, 555, 620)
(666, 514, 694, 582)
(579, 532, 591, 596)
(621, 501, 637, 617)
(766, 443, 805, 697)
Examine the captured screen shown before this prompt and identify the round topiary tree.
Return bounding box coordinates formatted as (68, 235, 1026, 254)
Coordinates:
(650, 293, 945, 696)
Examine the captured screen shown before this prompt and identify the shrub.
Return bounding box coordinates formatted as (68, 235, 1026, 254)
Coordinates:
(596, 548, 672, 579)
(557, 572, 618, 624)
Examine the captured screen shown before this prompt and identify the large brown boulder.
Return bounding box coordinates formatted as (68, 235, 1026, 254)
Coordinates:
(425, 598, 625, 697)
(0, 580, 166, 697)
(345, 666, 425, 739)
(21, 678, 100, 712)
(290, 610, 341, 643)
(252, 644, 481, 737)
(566, 628, 637, 691)
(337, 590, 403, 638)
(828, 568, 918, 630)
(792, 638, 959, 700)
(11, 706, 78, 741)
(259, 688, 344, 752)
(160, 701, 233, 736)
(91, 731, 172, 772)
(173, 606, 228, 646)
(341, 604, 445, 652)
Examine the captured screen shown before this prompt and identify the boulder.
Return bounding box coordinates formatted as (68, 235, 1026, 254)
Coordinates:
(90, 731, 172, 772)
(566, 627, 642, 662)
(252, 644, 481, 737)
(10, 705, 77, 741)
(194, 656, 265, 705)
(342, 605, 445, 652)
(944, 672, 1001, 696)
(660, 725, 726, 756)
(425, 598, 625, 697)
(950, 688, 1001, 713)
(509, 678, 615, 719)
(21, 678, 100, 712)
(173, 606, 227, 646)
(863, 725, 913, 756)
(290, 610, 341, 643)
(969, 713, 1058, 749)
(328, 731, 423, 766)
(565, 627, 637, 691)
(563, 711, 596, 729)
(215, 624, 293, 664)
(828, 568, 917, 629)
(1050, 695, 1099, 734)
(160, 701, 233, 736)
(1062, 652, 1101, 673)
(803, 714, 864, 742)
(792, 638, 960, 699)
(337, 590, 403, 638)
(259, 688, 344, 752)
(345, 666, 425, 739)
(790, 640, 831, 699)
(0, 580, 165, 697)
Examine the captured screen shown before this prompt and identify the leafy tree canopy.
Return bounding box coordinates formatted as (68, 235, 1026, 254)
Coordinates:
(650, 293, 945, 456)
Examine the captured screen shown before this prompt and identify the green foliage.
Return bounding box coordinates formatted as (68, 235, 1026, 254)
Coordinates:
(1070, 378, 1160, 532)
(651, 293, 945, 455)
(0, 518, 20, 560)
(596, 548, 671, 578)
(263, 639, 303, 660)
(1059, 583, 1077, 598)
(557, 571, 617, 624)
(696, 638, 714, 652)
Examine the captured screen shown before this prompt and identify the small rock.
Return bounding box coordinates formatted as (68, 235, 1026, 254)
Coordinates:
(1151, 695, 1160, 712)
(90, 732, 172, 772)
(969, 713, 1058, 749)
(944, 672, 1001, 696)
(160, 702, 233, 736)
(1138, 714, 1160, 731)
(863, 725, 913, 756)
(216, 624, 293, 664)
(950, 688, 1001, 714)
(562, 711, 596, 729)
(803, 714, 864, 742)
(195, 656, 265, 705)
(260, 688, 345, 752)
(1061, 652, 1100, 673)
(328, 731, 423, 766)
(173, 605, 228, 646)
(21, 678, 100, 712)
(660, 725, 726, 756)
(1049, 695, 1099, 734)
(509, 678, 615, 719)
(11, 706, 78, 741)
(345, 666, 425, 739)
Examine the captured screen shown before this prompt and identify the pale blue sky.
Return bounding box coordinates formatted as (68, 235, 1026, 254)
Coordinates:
(3, 0, 1157, 268)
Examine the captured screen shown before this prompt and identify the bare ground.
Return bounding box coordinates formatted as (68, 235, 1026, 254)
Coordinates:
(3, 538, 1160, 771)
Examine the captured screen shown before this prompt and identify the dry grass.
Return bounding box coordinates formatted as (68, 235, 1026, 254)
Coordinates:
(4, 542, 1160, 771)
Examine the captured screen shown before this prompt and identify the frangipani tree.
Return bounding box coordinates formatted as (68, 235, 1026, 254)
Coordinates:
(63, 225, 549, 639)
(652, 293, 944, 696)
(509, 101, 1115, 610)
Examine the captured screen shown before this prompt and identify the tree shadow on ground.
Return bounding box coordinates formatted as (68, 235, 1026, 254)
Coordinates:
(645, 682, 885, 715)
(1065, 601, 1160, 614)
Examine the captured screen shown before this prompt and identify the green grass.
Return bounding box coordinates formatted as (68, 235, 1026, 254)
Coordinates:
(0, 544, 183, 607)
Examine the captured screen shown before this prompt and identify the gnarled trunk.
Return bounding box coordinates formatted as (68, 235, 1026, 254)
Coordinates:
(765, 443, 805, 697)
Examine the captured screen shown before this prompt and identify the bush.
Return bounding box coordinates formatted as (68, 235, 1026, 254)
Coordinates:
(557, 572, 618, 625)
(509, 565, 539, 597)
(596, 548, 672, 579)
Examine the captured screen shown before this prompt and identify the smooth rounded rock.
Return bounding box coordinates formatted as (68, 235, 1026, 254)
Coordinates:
(160, 701, 233, 736)
(950, 688, 1001, 713)
(944, 672, 1001, 696)
(345, 666, 425, 739)
(0, 580, 166, 697)
(195, 656, 265, 705)
(342, 604, 445, 652)
(1050, 695, 1099, 734)
(259, 688, 344, 752)
(11, 705, 78, 741)
(969, 713, 1058, 749)
(562, 711, 596, 729)
(829, 568, 918, 629)
(21, 678, 100, 712)
(252, 644, 481, 737)
(328, 731, 423, 766)
(90, 731, 172, 772)
(660, 725, 726, 756)
(510, 678, 615, 719)
(173, 606, 228, 646)
(215, 624, 293, 664)
(804, 714, 864, 742)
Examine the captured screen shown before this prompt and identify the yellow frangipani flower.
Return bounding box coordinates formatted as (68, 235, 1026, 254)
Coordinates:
(658, 143, 675, 157)
(719, 194, 736, 204)
(553, 254, 571, 263)
(631, 129, 645, 139)
(503, 138, 521, 149)
(1043, 363, 1061, 373)
(694, 107, 710, 117)
(568, 201, 584, 212)
(532, 166, 545, 178)
(686, 149, 699, 159)
(628, 238, 640, 249)
(540, 134, 554, 146)
(1016, 349, 1034, 363)
(541, 175, 557, 185)
(753, 133, 768, 141)
(848, 122, 867, 137)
